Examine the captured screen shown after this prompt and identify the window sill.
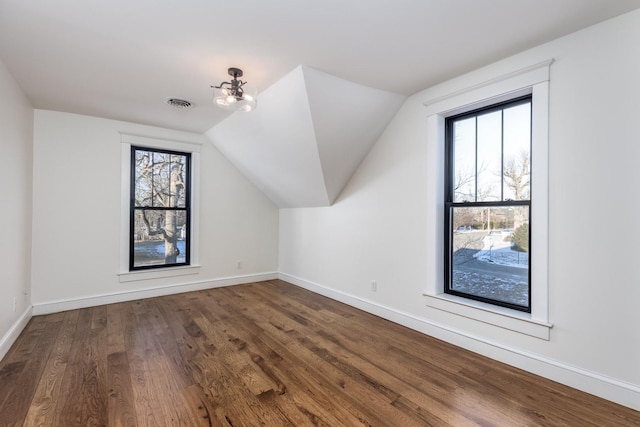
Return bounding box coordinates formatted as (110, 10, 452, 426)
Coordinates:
(118, 265, 200, 283)
(424, 292, 552, 340)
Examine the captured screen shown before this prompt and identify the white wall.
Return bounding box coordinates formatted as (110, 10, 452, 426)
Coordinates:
(0, 59, 33, 358)
(279, 10, 640, 409)
(32, 110, 278, 309)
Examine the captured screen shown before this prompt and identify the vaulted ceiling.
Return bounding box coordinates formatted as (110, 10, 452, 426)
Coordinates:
(206, 66, 405, 207)
(2, 0, 639, 206)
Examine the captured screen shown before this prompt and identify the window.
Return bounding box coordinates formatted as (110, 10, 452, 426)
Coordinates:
(445, 96, 532, 312)
(119, 133, 201, 282)
(423, 60, 551, 339)
(130, 146, 191, 270)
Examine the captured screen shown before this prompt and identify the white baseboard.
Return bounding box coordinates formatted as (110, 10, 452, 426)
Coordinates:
(0, 306, 33, 362)
(32, 272, 278, 315)
(279, 272, 640, 412)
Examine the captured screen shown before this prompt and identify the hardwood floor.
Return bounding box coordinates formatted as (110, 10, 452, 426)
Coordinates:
(1, 280, 638, 426)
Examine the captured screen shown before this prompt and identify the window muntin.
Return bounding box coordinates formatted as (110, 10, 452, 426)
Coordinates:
(130, 146, 191, 270)
(445, 96, 532, 312)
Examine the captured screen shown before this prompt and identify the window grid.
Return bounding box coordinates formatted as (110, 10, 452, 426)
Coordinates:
(444, 95, 532, 312)
(130, 146, 191, 271)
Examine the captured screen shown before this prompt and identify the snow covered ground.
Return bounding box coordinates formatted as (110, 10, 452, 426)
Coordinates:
(452, 232, 529, 307)
(473, 234, 529, 268)
(452, 269, 528, 306)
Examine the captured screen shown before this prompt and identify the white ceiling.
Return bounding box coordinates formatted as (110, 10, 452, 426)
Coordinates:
(1, 0, 639, 133)
(2, 1, 639, 208)
(207, 66, 405, 207)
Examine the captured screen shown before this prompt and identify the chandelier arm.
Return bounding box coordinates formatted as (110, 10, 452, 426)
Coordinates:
(211, 67, 257, 112)
(212, 81, 233, 89)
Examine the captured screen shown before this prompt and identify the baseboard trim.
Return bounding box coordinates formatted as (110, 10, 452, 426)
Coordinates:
(279, 272, 640, 411)
(32, 272, 278, 315)
(0, 306, 33, 362)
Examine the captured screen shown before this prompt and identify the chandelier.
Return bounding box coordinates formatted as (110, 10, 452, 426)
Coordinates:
(212, 67, 257, 112)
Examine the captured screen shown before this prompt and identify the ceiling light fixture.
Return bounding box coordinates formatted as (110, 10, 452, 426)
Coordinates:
(212, 67, 257, 112)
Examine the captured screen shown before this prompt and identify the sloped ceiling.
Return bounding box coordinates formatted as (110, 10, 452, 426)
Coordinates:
(2, 2, 639, 209)
(2, 1, 639, 133)
(206, 66, 405, 207)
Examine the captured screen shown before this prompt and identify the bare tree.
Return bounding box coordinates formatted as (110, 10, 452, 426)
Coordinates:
(504, 150, 530, 200)
(454, 161, 493, 202)
(134, 150, 186, 265)
(503, 150, 530, 230)
(454, 167, 475, 202)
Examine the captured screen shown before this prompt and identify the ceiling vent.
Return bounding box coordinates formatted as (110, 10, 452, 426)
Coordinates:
(164, 97, 193, 109)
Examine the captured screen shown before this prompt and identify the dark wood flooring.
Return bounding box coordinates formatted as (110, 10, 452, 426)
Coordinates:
(0, 279, 638, 426)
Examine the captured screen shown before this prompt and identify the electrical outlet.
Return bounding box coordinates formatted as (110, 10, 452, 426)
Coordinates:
(236, 260, 243, 269)
(371, 280, 377, 292)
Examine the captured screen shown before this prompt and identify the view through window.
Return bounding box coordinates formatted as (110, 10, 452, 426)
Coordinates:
(445, 95, 532, 312)
(130, 146, 191, 270)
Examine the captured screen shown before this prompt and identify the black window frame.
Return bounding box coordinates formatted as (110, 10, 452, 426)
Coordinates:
(444, 95, 532, 312)
(129, 146, 191, 271)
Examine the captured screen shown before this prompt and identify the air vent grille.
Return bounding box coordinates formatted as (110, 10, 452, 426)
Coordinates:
(164, 98, 193, 109)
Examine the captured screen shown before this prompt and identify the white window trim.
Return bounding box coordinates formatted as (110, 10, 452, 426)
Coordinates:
(118, 133, 201, 282)
(423, 60, 553, 340)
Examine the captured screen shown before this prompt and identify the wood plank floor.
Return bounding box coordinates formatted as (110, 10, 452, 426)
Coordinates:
(1, 280, 638, 426)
